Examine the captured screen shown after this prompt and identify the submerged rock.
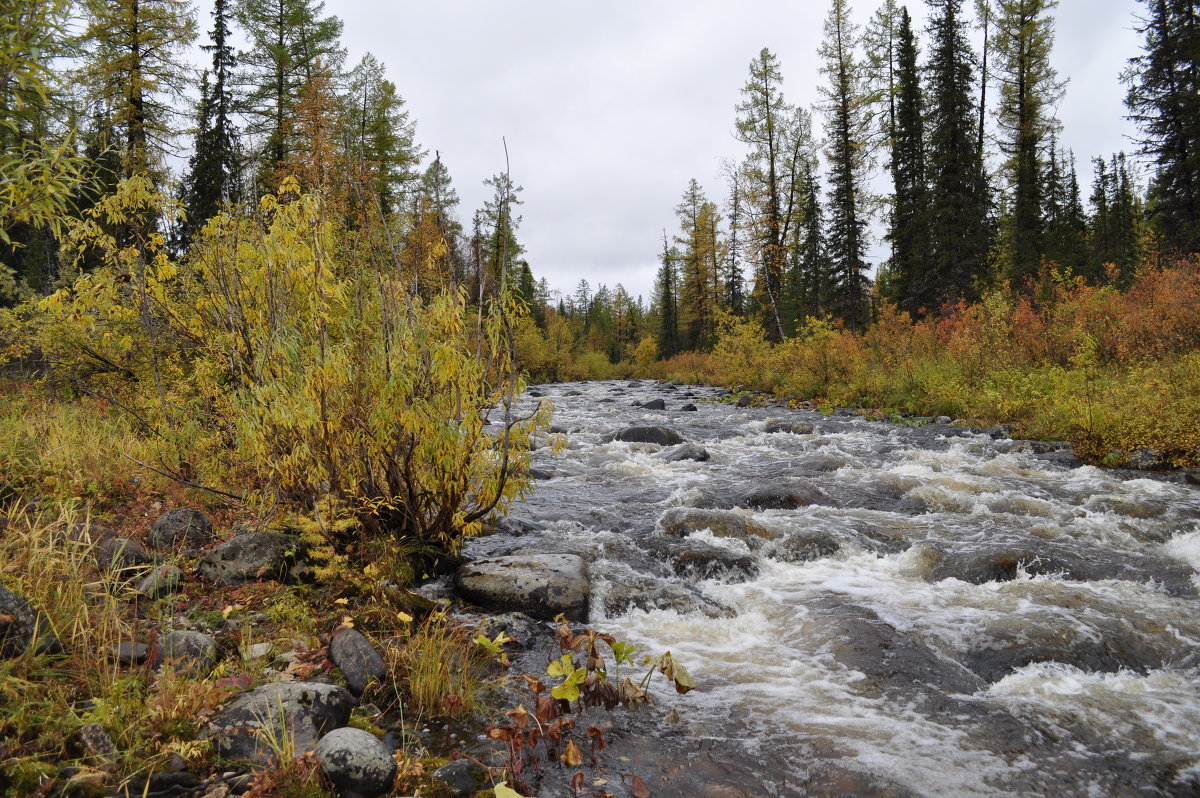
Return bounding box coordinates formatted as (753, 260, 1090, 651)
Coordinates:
(205, 681, 354, 763)
(640, 536, 759, 581)
(661, 443, 710, 463)
(454, 554, 589, 621)
(703, 481, 835, 511)
(656, 507, 780, 541)
(763, 419, 815, 435)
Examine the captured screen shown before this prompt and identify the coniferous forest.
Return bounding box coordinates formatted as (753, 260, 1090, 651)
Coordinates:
(1, 0, 1199, 796)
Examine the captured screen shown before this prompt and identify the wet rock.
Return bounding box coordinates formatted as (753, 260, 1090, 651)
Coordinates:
(610, 426, 685, 446)
(962, 626, 1169, 683)
(657, 507, 781, 541)
(485, 516, 548, 537)
(600, 574, 732, 619)
(812, 599, 984, 696)
(1009, 440, 1070, 455)
(680, 402, 698, 411)
(1125, 447, 1168, 470)
(1186, 469, 1200, 486)
(329, 627, 387, 696)
(935, 416, 953, 425)
(204, 681, 355, 763)
(918, 542, 1196, 596)
(981, 424, 1016, 439)
(137, 564, 183, 599)
(765, 531, 841, 563)
(432, 759, 489, 797)
(763, 419, 815, 435)
(454, 554, 589, 621)
(528, 468, 555, 480)
(198, 531, 306, 585)
(735, 393, 757, 407)
(0, 584, 39, 658)
(476, 611, 544, 650)
(160, 630, 219, 676)
(641, 398, 666, 410)
(709, 481, 835, 510)
(661, 443, 710, 463)
(316, 727, 396, 798)
(150, 508, 215, 549)
(640, 536, 758, 581)
(94, 535, 152, 574)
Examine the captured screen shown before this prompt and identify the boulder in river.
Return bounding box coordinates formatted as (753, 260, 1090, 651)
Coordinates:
(198, 531, 306, 585)
(205, 681, 354, 763)
(600, 571, 733, 619)
(641, 398, 667, 410)
(661, 443, 710, 463)
(704, 481, 835, 511)
(454, 554, 589, 621)
(657, 507, 781, 541)
(763, 419, 815, 435)
(640, 536, 759, 581)
(609, 426, 685, 446)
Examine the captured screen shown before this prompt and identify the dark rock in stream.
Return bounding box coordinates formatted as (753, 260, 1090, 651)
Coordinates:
(764, 419, 815, 435)
(599, 571, 733, 618)
(661, 442, 710, 462)
(811, 598, 985, 696)
(763, 531, 841, 563)
(454, 554, 589, 621)
(609, 426, 685, 446)
(657, 507, 781, 541)
(640, 536, 759, 581)
(641, 398, 667, 410)
(680, 402, 698, 411)
(703, 480, 835, 511)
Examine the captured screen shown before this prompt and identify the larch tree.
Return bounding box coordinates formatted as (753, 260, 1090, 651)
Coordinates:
(79, 0, 197, 180)
(992, 0, 1065, 285)
(819, 0, 872, 331)
(344, 52, 421, 219)
(925, 0, 990, 308)
(235, 0, 345, 190)
(735, 48, 808, 341)
(674, 178, 721, 350)
(1123, 0, 1200, 255)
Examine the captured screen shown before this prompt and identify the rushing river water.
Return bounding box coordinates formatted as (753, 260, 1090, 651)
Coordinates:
(466, 380, 1200, 797)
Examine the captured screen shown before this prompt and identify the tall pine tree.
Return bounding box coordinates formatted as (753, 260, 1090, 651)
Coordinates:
(925, 0, 990, 308)
(1123, 0, 1200, 255)
(819, 0, 872, 330)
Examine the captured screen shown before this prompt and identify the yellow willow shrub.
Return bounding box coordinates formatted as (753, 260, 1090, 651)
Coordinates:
(709, 310, 774, 388)
(19, 176, 548, 550)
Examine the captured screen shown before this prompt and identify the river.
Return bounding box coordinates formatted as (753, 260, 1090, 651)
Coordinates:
(466, 379, 1200, 797)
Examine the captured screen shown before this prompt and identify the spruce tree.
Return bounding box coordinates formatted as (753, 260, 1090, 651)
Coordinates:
(654, 232, 680, 359)
(180, 0, 240, 248)
(993, 0, 1064, 284)
(819, 0, 872, 330)
(1123, 0, 1200, 255)
(887, 7, 933, 316)
(925, 0, 990, 308)
(345, 53, 421, 218)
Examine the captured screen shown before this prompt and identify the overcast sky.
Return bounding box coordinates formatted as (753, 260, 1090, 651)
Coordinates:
(215, 1, 1148, 302)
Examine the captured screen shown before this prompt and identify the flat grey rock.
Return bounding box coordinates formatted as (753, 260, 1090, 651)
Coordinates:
(454, 554, 589, 621)
(204, 681, 354, 763)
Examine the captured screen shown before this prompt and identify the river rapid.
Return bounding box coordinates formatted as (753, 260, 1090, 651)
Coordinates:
(466, 380, 1200, 797)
